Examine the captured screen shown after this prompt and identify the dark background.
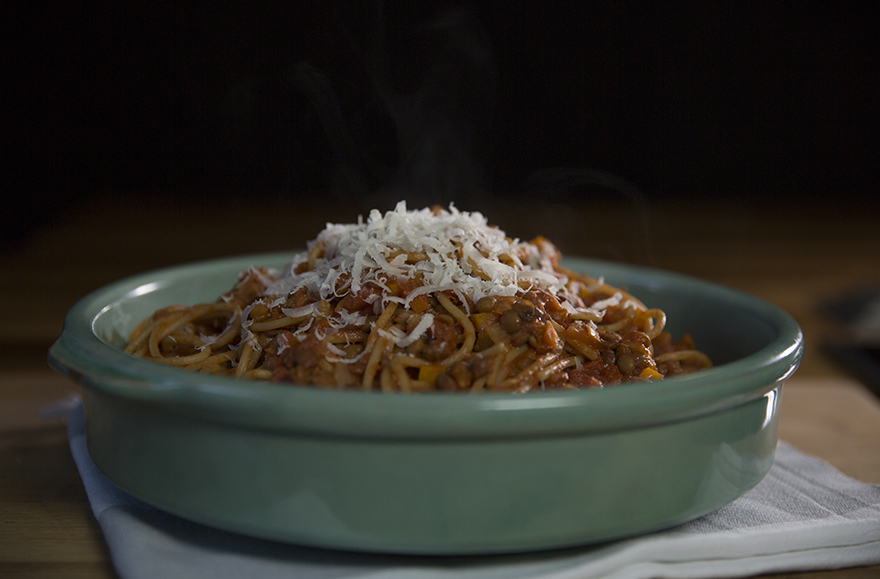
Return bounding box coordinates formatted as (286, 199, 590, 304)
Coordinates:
(6, 1, 879, 243)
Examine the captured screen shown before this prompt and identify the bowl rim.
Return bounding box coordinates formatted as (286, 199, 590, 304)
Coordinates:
(49, 252, 803, 440)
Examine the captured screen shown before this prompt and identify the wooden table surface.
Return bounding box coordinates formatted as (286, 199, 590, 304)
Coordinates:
(2, 191, 879, 578)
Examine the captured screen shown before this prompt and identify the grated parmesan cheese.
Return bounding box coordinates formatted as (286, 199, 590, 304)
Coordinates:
(241, 201, 622, 363)
(262, 201, 569, 308)
(254, 202, 613, 358)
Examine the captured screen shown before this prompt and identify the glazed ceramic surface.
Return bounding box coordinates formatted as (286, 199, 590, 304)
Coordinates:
(49, 254, 803, 554)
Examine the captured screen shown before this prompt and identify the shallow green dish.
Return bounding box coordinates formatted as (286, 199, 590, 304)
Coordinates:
(49, 253, 803, 555)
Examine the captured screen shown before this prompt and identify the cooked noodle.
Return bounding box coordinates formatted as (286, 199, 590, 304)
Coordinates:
(125, 202, 711, 392)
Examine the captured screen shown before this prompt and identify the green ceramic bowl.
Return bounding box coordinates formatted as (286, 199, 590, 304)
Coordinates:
(49, 253, 803, 555)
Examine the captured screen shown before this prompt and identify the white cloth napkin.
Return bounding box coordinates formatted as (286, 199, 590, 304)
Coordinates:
(67, 403, 880, 579)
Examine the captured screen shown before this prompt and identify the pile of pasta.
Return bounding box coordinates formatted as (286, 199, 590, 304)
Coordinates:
(125, 202, 711, 392)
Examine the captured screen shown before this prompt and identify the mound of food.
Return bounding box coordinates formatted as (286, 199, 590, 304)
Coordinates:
(126, 202, 710, 392)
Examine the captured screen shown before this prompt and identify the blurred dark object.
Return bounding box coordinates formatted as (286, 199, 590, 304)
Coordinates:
(821, 287, 880, 398)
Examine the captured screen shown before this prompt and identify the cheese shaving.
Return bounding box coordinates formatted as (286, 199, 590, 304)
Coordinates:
(281, 303, 317, 319)
(379, 313, 435, 348)
(590, 293, 623, 312)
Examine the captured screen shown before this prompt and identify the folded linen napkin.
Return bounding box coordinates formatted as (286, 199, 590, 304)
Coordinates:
(67, 403, 880, 579)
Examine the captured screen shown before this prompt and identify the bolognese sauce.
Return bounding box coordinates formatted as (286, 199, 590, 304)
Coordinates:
(125, 202, 711, 392)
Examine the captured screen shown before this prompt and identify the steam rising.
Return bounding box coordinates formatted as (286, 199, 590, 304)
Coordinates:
(281, 4, 654, 265)
(285, 5, 496, 212)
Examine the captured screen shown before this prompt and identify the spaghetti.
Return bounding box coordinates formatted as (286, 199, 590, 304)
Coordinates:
(125, 202, 711, 392)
